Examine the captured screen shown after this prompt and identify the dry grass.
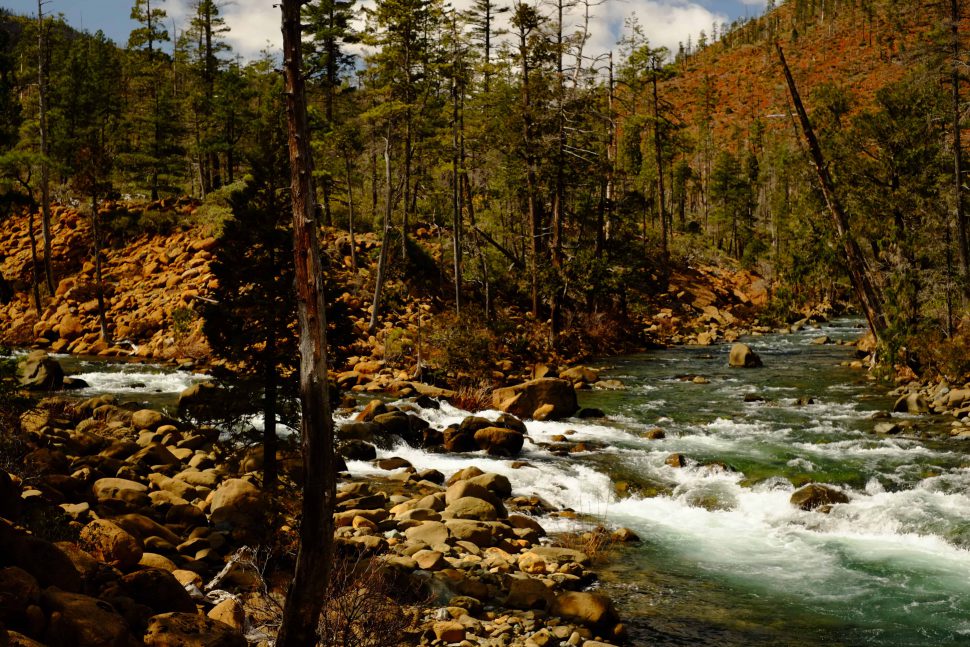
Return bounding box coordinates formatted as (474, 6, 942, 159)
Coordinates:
(552, 525, 619, 565)
(448, 382, 494, 412)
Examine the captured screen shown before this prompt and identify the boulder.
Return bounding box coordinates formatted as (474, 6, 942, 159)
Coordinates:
(441, 496, 500, 521)
(208, 479, 267, 538)
(41, 589, 136, 647)
(473, 427, 525, 456)
(504, 575, 554, 609)
(728, 343, 762, 368)
(18, 351, 64, 391)
(0, 566, 40, 622)
(131, 410, 174, 431)
(790, 483, 849, 511)
(118, 569, 197, 614)
(443, 427, 477, 453)
(550, 591, 619, 630)
(93, 478, 151, 511)
(492, 378, 579, 420)
(893, 393, 929, 415)
(143, 612, 245, 647)
(177, 382, 233, 421)
(207, 598, 245, 632)
(79, 519, 144, 570)
(559, 366, 599, 384)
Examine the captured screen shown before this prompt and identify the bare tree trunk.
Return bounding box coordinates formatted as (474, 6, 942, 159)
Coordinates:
(451, 29, 462, 316)
(369, 136, 394, 335)
(262, 328, 278, 491)
(91, 194, 110, 342)
(344, 152, 358, 272)
(27, 209, 41, 312)
(37, 0, 54, 295)
(951, 0, 969, 293)
(777, 44, 886, 338)
(652, 61, 668, 265)
(276, 1, 336, 644)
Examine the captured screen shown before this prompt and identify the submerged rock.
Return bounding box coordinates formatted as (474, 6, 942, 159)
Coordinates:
(790, 483, 849, 511)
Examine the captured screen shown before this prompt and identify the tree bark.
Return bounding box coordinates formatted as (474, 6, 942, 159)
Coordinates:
(369, 135, 394, 335)
(777, 43, 886, 338)
(276, 1, 336, 645)
(37, 0, 54, 295)
(951, 0, 969, 293)
(91, 194, 110, 342)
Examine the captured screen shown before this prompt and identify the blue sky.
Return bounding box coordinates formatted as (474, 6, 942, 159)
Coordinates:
(0, 0, 769, 61)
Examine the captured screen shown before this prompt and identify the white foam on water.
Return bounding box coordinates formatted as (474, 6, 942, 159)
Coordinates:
(793, 438, 954, 461)
(347, 437, 617, 514)
(73, 367, 208, 395)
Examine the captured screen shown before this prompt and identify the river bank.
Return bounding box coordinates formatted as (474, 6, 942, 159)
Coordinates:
(8, 318, 970, 645)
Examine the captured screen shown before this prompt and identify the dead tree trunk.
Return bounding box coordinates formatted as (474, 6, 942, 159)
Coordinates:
(37, 0, 54, 295)
(777, 44, 886, 338)
(276, 1, 336, 644)
(369, 135, 394, 335)
(951, 0, 969, 293)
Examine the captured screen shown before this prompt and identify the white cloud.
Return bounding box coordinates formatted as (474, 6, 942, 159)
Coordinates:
(159, 0, 730, 68)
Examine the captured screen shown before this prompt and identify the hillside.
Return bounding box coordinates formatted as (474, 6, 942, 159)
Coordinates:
(0, 200, 770, 380)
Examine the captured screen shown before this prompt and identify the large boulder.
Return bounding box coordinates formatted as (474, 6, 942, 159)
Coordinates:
(177, 382, 233, 421)
(79, 519, 144, 570)
(208, 478, 267, 540)
(473, 427, 525, 456)
(143, 612, 246, 647)
(492, 378, 578, 420)
(92, 478, 151, 511)
(118, 569, 197, 614)
(41, 589, 137, 647)
(728, 343, 762, 368)
(550, 591, 619, 630)
(17, 351, 65, 391)
(893, 393, 929, 415)
(790, 483, 849, 511)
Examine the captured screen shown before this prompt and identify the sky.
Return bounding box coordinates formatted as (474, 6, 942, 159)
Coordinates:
(0, 0, 769, 62)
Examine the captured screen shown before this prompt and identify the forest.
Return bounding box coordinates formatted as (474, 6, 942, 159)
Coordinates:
(0, 0, 968, 377)
(2, 2, 970, 646)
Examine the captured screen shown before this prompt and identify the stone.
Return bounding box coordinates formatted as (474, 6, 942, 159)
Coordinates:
(873, 422, 902, 435)
(443, 427, 477, 453)
(119, 568, 197, 614)
(893, 393, 929, 415)
(208, 478, 266, 536)
(665, 453, 688, 468)
(551, 591, 618, 629)
(466, 473, 513, 498)
(41, 588, 136, 647)
(338, 439, 377, 461)
(442, 497, 500, 521)
(207, 598, 245, 632)
(790, 483, 849, 511)
(143, 612, 245, 647)
(18, 351, 65, 391)
(433, 620, 466, 642)
(473, 427, 525, 456)
(0, 566, 40, 622)
(526, 546, 590, 568)
(504, 575, 554, 610)
(131, 409, 174, 431)
(404, 521, 450, 546)
(79, 519, 143, 570)
(93, 478, 151, 511)
(560, 366, 600, 384)
(492, 378, 579, 420)
(728, 343, 762, 368)
(111, 513, 182, 547)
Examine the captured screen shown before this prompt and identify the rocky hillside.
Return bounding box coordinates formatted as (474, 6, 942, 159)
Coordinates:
(0, 202, 773, 378)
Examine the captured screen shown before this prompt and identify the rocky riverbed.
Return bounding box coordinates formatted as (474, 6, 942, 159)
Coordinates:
(0, 354, 642, 646)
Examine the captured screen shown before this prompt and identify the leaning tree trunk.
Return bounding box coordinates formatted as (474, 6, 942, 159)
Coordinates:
(777, 44, 887, 339)
(369, 135, 394, 335)
(91, 193, 110, 342)
(275, 1, 337, 645)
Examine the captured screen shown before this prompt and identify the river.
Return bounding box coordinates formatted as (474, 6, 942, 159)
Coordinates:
(59, 320, 970, 646)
